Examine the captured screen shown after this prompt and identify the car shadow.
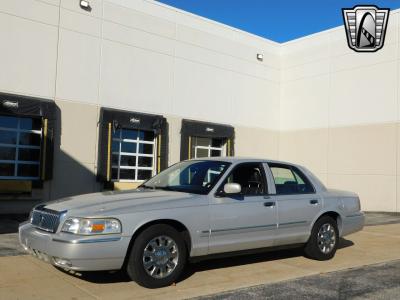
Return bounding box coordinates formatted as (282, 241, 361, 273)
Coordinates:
(180, 238, 354, 282)
(55, 267, 132, 284)
(56, 238, 354, 285)
(0, 214, 28, 234)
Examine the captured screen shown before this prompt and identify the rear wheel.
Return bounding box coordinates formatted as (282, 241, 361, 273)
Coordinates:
(304, 216, 339, 260)
(126, 224, 187, 288)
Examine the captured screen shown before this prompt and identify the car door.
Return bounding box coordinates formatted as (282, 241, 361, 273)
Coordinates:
(266, 163, 322, 246)
(208, 162, 277, 254)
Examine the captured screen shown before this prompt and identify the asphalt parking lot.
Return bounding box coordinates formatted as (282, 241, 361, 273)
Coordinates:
(0, 213, 399, 299)
(197, 260, 400, 300)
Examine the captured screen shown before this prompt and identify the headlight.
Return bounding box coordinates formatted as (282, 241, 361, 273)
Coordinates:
(61, 218, 122, 235)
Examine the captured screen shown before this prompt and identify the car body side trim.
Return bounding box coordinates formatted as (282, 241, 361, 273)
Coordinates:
(278, 220, 308, 227)
(209, 224, 276, 236)
(346, 213, 364, 218)
(52, 237, 122, 244)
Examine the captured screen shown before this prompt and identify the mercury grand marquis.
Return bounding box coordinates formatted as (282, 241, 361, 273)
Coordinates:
(19, 158, 364, 288)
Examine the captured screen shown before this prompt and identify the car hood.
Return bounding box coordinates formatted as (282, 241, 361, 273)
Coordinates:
(43, 189, 199, 216)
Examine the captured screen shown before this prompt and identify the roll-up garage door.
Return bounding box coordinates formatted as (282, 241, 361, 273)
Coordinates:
(0, 93, 56, 193)
(180, 119, 235, 161)
(97, 108, 168, 190)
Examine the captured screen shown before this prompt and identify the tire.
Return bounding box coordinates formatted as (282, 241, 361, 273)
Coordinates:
(304, 216, 339, 260)
(126, 224, 187, 288)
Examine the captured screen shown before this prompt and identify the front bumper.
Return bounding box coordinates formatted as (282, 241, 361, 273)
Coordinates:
(342, 212, 365, 236)
(19, 222, 131, 271)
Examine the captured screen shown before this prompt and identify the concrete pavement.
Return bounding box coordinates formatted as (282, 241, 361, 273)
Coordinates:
(0, 233, 24, 257)
(0, 223, 400, 299)
(364, 212, 400, 226)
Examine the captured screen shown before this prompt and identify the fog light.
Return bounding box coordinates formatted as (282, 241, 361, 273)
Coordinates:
(37, 251, 50, 262)
(53, 257, 72, 267)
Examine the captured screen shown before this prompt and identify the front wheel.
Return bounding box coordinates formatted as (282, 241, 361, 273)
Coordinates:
(126, 224, 187, 288)
(304, 216, 339, 260)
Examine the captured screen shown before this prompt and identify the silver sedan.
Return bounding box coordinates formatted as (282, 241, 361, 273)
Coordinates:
(19, 158, 364, 288)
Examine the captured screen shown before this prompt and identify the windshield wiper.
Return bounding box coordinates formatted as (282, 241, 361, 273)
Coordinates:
(154, 186, 177, 191)
(139, 184, 155, 190)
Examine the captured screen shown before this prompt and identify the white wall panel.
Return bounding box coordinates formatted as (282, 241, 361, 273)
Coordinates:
(173, 58, 233, 124)
(103, 1, 176, 38)
(282, 58, 330, 82)
(108, 0, 178, 26)
(56, 29, 101, 104)
(174, 41, 278, 82)
(176, 25, 262, 63)
(280, 75, 329, 130)
(231, 73, 280, 129)
(102, 20, 175, 55)
(171, 8, 238, 41)
(329, 62, 397, 127)
(0, 0, 59, 26)
(329, 28, 354, 58)
(331, 43, 397, 73)
(39, 0, 60, 6)
(60, 7, 102, 37)
(398, 60, 400, 121)
(100, 40, 173, 114)
(0, 12, 58, 98)
(281, 32, 331, 69)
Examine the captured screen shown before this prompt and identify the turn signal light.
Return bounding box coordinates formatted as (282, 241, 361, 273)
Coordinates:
(91, 224, 105, 232)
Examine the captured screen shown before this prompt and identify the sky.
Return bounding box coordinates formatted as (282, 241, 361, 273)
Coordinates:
(156, 0, 400, 43)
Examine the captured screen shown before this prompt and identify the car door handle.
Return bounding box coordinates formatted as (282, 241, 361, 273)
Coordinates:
(309, 199, 319, 205)
(264, 201, 275, 207)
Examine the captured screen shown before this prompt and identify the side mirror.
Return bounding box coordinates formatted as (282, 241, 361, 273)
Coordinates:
(223, 183, 241, 194)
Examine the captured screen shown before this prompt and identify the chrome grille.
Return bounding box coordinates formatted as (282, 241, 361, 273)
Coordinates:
(31, 207, 61, 233)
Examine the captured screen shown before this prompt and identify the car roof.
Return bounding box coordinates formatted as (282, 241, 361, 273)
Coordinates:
(189, 156, 300, 166)
(188, 157, 326, 192)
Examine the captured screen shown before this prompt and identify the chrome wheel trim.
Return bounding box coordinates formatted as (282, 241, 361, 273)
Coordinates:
(142, 235, 179, 279)
(317, 223, 337, 254)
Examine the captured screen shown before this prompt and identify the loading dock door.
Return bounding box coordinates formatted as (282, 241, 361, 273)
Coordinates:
(180, 119, 235, 161)
(97, 108, 168, 189)
(0, 93, 56, 193)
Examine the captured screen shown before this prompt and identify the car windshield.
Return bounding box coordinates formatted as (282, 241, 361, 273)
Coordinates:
(141, 160, 231, 195)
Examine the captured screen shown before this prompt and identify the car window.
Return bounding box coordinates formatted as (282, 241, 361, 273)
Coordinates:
(143, 160, 230, 195)
(221, 163, 267, 196)
(167, 163, 226, 187)
(269, 164, 314, 195)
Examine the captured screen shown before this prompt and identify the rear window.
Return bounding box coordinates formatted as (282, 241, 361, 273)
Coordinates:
(269, 164, 314, 195)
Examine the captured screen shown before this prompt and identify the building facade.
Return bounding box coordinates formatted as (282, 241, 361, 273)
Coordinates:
(0, 0, 399, 213)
